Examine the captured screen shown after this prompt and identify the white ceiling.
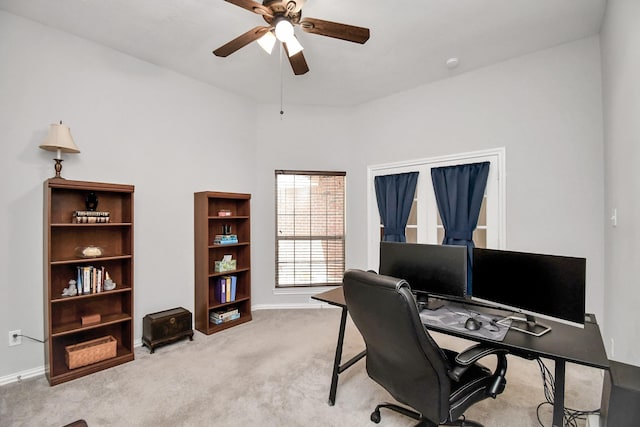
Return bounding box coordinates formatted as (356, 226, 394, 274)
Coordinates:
(0, 0, 607, 106)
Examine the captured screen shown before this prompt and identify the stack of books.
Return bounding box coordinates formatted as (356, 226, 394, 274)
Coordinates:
(77, 266, 105, 295)
(214, 234, 238, 245)
(210, 308, 240, 325)
(72, 210, 110, 224)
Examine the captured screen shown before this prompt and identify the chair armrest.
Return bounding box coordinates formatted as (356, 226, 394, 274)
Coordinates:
(455, 343, 508, 366)
(448, 343, 509, 383)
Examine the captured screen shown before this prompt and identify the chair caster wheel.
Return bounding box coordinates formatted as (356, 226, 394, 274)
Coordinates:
(370, 409, 381, 423)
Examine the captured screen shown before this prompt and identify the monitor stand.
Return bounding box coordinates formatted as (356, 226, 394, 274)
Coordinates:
(498, 314, 552, 337)
(415, 294, 445, 311)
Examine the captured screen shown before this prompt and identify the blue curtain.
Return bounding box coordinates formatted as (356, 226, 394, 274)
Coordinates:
(374, 172, 419, 242)
(431, 162, 490, 294)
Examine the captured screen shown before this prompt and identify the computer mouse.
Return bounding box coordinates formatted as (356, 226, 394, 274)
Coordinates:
(465, 317, 482, 331)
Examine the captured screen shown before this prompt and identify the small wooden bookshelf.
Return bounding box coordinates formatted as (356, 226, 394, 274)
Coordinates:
(44, 178, 134, 385)
(194, 191, 251, 335)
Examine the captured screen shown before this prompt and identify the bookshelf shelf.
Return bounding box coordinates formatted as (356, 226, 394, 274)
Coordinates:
(50, 346, 133, 383)
(51, 222, 133, 227)
(50, 255, 133, 265)
(194, 191, 252, 335)
(44, 178, 135, 386)
(207, 215, 250, 220)
(208, 267, 250, 278)
(51, 287, 132, 304)
(210, 242, 249, 248)
(51, 313, 133, 336)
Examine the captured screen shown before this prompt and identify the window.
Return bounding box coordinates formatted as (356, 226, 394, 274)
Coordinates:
(381, 194, 487, 246)
(368, 148, 505, 270)
(275, 170, 346, 287)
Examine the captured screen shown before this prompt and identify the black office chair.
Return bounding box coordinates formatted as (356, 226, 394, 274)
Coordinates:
(343, 269, 508, 427)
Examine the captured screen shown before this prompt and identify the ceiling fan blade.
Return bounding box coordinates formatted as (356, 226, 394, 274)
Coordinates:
(224, 0, 273, 17)
(213, 26, 270, 57)
(300, 17, 370, 44)
(284, 44, 309, 75)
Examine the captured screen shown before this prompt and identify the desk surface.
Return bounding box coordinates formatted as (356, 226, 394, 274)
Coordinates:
(312, 286, 345, 307)
(312, 287, 609, 371)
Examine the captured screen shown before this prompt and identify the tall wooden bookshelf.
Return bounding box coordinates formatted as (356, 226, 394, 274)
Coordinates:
(44, 178, 134, 385)
(194, 191, 251, 334)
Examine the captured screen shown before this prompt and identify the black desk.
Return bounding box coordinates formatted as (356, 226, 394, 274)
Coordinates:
(312, 287, 609, 427)
(311, 287, 367, 406)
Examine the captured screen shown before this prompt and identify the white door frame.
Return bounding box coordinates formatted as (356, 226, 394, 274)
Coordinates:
(366, 147, 506, 271)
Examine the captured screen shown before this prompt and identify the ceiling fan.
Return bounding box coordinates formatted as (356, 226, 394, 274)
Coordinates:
(213, 0, 370, 75)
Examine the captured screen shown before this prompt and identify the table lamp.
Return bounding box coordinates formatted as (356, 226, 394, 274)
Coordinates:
(39, 121, 80, 179)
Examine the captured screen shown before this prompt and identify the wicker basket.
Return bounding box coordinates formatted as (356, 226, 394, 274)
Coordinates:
(65, 336, 117, 369)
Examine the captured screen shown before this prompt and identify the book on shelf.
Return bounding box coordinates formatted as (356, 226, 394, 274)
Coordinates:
(216, 277, 225, 303)
(215, 275, 237, 303)
(230, 275, 237, 301)
(75, 266, 109, 296)
(210, 309, 240, 324)
(72, 211, 111, 224)
(213, 234, 238, 245)
(96, 267, 103, 293)
(210, 313, 240, 325)
(210, 308, 239, 321)
(73, 210, 110, 217)
(73, 216, 110, 224)
(83, 266, 90, 294)
(77, 267, 83, 295)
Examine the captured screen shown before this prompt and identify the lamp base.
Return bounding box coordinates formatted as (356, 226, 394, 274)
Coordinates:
(53, 158, 65, 179)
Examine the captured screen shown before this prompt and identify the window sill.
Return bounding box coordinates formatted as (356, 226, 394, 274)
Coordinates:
(273, 285, 340, 296)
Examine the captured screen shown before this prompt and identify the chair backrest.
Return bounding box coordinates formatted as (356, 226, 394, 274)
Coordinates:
(343, 269, 452, 423)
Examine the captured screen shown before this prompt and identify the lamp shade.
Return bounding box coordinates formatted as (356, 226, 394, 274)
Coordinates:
(39, 121, 80, 155)
(257, 30, 276, 54)
(275, 19, 294, 42)
(285, 36, 304, 57)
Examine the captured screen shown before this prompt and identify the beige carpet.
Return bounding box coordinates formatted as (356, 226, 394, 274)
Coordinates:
(0, 308, 603, 427)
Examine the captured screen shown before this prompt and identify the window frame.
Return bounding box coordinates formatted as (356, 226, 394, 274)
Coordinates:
(275, 170, 346, 288)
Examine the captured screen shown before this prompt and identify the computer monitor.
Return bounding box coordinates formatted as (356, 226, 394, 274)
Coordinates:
(471, 247, 586, 336)
(378, 242, 467, 308)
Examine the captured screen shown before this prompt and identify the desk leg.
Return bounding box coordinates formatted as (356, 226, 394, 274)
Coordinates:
(328, 307, 349, 406)
(552, 360, 566, 427)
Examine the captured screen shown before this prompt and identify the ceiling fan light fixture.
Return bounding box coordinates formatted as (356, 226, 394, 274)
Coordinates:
(285, 35, 304, 57)
(213, 0, 369, 76)
(257, 30, 276, 54)
(275, 18, 294, 42)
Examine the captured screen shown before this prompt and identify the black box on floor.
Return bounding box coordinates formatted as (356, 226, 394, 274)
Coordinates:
(600, 360, 640, 426)
(142, 307, 194, 353)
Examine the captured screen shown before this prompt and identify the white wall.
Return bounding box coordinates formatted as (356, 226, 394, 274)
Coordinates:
(600, 0, 640, 366)
(249, 37, 606, 326)
(251, 105, 358, 307)
(0, 11, 257, 378)
(351, 37, 606, 324)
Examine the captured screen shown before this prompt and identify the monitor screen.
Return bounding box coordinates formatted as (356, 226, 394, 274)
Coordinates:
(378, 242, 467, 300)
(471, 248, 586, 328)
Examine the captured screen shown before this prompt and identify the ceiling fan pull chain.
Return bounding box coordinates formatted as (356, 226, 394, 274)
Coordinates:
(280, 42, 285, 119)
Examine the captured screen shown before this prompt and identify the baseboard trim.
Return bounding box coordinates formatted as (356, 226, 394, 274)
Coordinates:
(0, 365, 45, 386)
(252, 301, 340, 311)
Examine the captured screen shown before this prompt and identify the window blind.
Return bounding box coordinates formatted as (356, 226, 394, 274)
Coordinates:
(275, 170, 346, 287)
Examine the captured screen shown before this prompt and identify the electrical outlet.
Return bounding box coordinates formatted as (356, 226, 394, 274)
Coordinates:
(9, 330, 21, 346)
(610, 338, 615, 357)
